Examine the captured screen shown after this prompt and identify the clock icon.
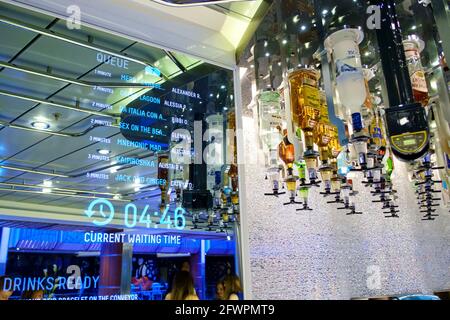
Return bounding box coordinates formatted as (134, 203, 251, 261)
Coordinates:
(85, 198, 115, 226)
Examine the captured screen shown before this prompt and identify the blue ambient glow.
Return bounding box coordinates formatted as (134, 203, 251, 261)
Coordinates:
(85, 199, 187, 230)
(145, 66, 162, 77)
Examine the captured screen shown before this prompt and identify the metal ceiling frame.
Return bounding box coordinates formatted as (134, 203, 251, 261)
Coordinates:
(0, 171, 164, 202)
(0, 61, 160, 89)
(0, 186, 128, 201)
(0, 14, 169, 80)
(0, 164, 70, 177)
(0, 181, 128, 197)
(0, 89, 121, 119)
(0, 150, 159, 179)
(0, 120, 105, 137)
(151, 0, 253, 8)
(0, 146, 166, 204)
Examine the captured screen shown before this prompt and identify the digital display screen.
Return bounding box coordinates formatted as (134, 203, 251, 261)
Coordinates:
(402, 139, 418, 146)
(0, 2, 239, 301)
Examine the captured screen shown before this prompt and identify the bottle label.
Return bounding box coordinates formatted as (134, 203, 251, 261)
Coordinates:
(405, 49, 420, 60)
(336, 61, 358, 77)
(411, 70, 428, 93)
(302, 86, 321, 109)
(308, 119, 317, 128)
(372, 127, 382, 139)
(321, 136, 331, 144)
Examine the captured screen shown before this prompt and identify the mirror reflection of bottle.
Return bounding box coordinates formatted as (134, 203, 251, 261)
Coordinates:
(403, 36, 429, 106)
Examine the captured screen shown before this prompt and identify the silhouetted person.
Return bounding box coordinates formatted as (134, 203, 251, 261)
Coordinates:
(165, 271, 198, 300)
(223, 275, 242, 300)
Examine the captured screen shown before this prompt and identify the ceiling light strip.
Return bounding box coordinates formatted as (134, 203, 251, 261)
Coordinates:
(0, 61, 156, 89)
(0, 89, 118, 118)
(0, 187, 129, 202)
(0, 15, 165, 79)
(0, 182, 118, 197)
(0, 121, 73, 137)
(0, 165, 69, 178)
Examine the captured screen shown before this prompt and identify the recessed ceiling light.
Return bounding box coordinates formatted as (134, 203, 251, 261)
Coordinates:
(43, 180, 52, 187)
(322, 9, 328, 15)
(97, 149, 111, 155)
(31, 121, 50, 130)
(301, 25, 307, 31)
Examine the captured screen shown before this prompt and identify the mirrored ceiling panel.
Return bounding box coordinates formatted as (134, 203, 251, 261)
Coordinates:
(0, 1, 239, 237)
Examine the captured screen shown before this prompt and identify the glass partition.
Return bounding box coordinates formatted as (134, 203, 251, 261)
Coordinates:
(0, 1, 241, 301)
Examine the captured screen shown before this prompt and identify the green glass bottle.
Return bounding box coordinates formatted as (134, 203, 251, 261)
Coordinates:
(386, 156, 394, 182)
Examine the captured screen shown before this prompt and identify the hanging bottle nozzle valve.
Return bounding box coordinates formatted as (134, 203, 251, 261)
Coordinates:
(279, 129, 299, 203)
(288, 68, 322, 186)
(316, 91, 342, 195)
(403, 35, 429, 107)
(325, 28, 370, 170)
(257, 90, 286, 197)
(296, 160, 313, 211)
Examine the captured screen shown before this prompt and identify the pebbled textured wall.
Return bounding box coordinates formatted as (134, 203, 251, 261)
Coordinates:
(241, 115, 450, 300)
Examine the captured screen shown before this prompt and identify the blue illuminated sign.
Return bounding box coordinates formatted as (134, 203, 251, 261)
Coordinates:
(85, 198, 187, 230)
(85, 198, 115, 226)
(2, 276, 99, 292)
(145, 66, 162, 77)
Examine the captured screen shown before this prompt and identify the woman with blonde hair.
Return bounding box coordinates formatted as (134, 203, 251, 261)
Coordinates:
(223, 275, 242, 300)
(165, 271, 199, 300)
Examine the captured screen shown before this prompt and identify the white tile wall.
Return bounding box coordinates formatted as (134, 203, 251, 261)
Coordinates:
(241, 115, 450, 300)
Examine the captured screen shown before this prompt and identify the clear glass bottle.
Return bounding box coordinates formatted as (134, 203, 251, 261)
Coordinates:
(257, 90, 284, 167)
(403, 35, 429, 106)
